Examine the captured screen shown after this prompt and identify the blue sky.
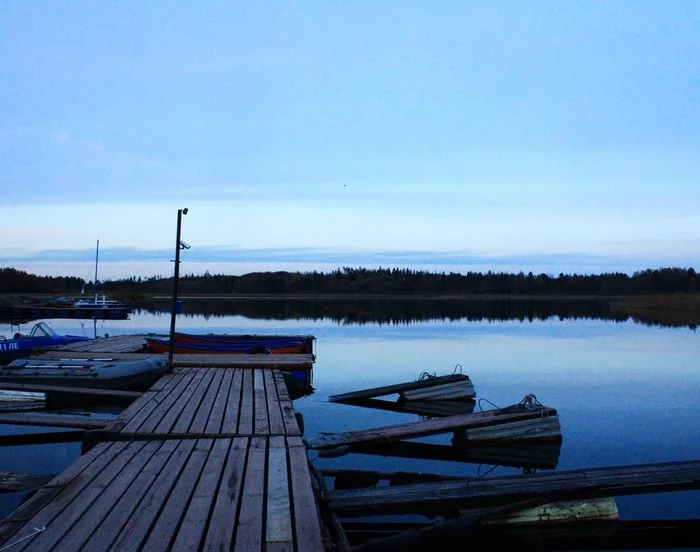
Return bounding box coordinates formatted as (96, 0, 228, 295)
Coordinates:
(1, 2, 698, 280)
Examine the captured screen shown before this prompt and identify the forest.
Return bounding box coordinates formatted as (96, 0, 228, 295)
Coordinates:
(0, 266, 696, 297)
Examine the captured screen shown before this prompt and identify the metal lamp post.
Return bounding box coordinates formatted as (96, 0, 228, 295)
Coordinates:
(168, 207, 189, 367)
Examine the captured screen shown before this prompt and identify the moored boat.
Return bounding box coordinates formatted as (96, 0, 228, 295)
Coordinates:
(0, 322, 91, 365)
(172, 332, 315, 353)
(0, 356, 167, 390)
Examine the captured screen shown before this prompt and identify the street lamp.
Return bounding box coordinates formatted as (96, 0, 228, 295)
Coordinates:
(168, 207, 189, 367)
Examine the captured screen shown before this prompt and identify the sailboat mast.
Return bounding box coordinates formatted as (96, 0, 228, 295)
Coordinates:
(94, 239, 99, 304)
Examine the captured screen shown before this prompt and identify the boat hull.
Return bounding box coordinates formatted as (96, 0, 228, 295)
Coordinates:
(0, 357, 167, 390)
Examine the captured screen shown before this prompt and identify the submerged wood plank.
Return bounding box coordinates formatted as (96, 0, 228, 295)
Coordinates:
(0, 382, 141, 400)
(307, 406, 560, 449)
(266, 436, 293, 546)
(0, 472, 55, 492)
(0, 413, 109, 430)
(329, 459, 700, 516)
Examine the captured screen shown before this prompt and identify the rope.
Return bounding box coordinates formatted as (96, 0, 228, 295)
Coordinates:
(477, 398, 501, 411)
(0, 527, 45, 551)
(417, 371, 436, 381)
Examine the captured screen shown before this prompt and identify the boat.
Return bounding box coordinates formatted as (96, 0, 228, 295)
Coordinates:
(70, 239, 133, 314)
(0, 322, 91, 365)
(172, 331, 315, 353)
(145, 335, 310, 355)
(0, 356, 167, 390)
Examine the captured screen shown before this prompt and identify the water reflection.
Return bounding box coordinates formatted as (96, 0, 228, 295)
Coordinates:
(134, 297, 697, 329)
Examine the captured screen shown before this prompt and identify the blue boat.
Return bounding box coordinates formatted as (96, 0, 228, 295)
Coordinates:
(0, 322, 91, 365)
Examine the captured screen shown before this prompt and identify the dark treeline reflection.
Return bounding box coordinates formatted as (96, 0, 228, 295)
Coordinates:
(136, 297, 649, 326)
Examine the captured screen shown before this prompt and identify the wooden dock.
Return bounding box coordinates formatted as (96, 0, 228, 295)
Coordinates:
(0, 336, 325, 551)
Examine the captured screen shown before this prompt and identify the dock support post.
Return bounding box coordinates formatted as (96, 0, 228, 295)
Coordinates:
(168, 207, 189, 370)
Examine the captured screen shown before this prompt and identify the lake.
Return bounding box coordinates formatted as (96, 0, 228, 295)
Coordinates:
(1, 305, 700, 533)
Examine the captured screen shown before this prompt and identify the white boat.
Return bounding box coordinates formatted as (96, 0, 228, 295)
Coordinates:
(0, 356, 167, 390)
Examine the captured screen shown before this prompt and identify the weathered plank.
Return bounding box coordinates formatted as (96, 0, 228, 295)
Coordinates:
(287, 436, 325, 551)
(237, 369, 254, 435)
(0, 382, 140, 400)
(190, 368, 225, 434)
(266, 436, 293, 546)
(235, 436, 267, 549)
(254, 369, 268, 434)
(75, 439, 181, 551)
(204, 368, 234, 434)
(110, 440, 197, 550)
(170, 353, 314, 368)
(140, 439, 214, 550)
(274, 372, 301, 437)
(221, 369, 244, 433)
(152, 369, 209, 434)
(0, 413, 109, 430)
(169, 369, 216, 433)
(307, 406, 560, 449)
(41, 440, 163, 551)
(329, 374, 471, 402)
(170, 438, 230, 550)
(264, 370, 285, 435)
(202, 437, 248, 550)
(329, 459, 700, 516)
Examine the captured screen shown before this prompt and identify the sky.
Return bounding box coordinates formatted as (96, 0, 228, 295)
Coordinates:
(1, 1, 698, 281)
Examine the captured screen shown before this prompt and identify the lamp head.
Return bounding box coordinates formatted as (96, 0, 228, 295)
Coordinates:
(182, 208, 189, 215)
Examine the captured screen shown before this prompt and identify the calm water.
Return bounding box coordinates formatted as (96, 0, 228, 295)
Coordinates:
(1, 310, 700, 527)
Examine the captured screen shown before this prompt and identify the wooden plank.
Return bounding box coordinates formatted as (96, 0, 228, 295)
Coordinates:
(254, 369, 269, 434)
(0, 413, 109, 430)
(202, 437, 248, 550)
(109, 368, 195, 433)
(152, 368, 209, 434)
(126, 369, 202, 434)
(170, 369, 217, 433)
(328, 459, 700, 516)
(329, 374, 470, 402)
(190, 368, 225, 434)
(266, 436, 293, 546)
(73, 439, 181, 552)
(7, 441, 145, 551)
(111, 440, 197, 550)
(204, 368, 233, 434)
(237, 369, 254, 435)
(274, 372, 301, 437)
(0, 382, 141, 400)
(169, 353, 314, 368)
(170, 438, 230, 550)
(287, 436, 325, 551)
(264, 370, 285, 435)
(307, 407, 560, 449)
(221, 369, 244, 433)
(234, 436, 266, 549)
(141, 439, 214, 550)
(38, 441, 162, 551)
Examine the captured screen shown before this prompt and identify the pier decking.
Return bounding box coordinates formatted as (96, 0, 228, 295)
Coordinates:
(0, 336, 325, 551)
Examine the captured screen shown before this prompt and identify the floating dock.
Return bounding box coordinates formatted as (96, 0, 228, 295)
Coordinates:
(0, 336, 324, 551)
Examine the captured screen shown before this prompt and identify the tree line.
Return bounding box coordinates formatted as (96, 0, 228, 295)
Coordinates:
(0, 266, 696, 296)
